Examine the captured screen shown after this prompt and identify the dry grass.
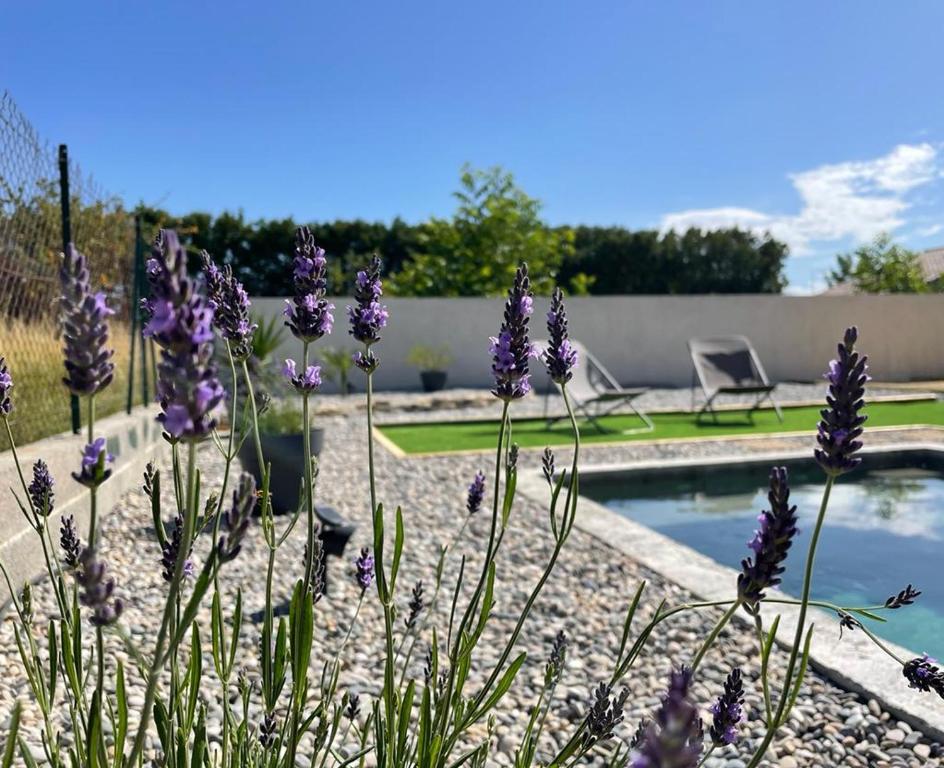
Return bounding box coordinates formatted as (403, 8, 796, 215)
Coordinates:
(1, 320, 147, 448)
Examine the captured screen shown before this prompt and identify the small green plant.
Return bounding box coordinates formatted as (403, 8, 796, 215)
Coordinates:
(407, 343, 453, 371)
(256, 398, 305, 435)
(251, 312, 287, 364)
(319, 346, 354, 395)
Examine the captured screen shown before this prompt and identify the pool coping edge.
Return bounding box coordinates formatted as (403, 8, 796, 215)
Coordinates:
(516, 442, 944, 744)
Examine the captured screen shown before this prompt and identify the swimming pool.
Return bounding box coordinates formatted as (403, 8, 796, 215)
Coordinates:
(581, 449, 944, 659)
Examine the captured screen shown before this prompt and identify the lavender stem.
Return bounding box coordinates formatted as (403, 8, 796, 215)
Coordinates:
(746, 475, 834, 767)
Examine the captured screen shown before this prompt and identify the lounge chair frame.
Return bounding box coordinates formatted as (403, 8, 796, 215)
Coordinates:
(688, 335, 783, 424)
(540, 340, 653, 435)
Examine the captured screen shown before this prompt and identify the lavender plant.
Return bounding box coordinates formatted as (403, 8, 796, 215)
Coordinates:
(0, 235, 936, 768)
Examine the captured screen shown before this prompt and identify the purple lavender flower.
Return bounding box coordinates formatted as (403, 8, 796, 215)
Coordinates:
(285, 226, 334, 343)
(161, 515, 194, 583)
(903, 654, 944, 699)
(59, 244, 115, 396)
(259, 711, 277, 748)
(885, 584, 921, 609)
(76, 548, 123, 626)
(28, 459, 54, 517)
(144, 230, 225, 440)
(405, 580, 425, 629)
(490, 264, 534, 401)
(737, 467, 798, 612)
(467, 470, 486, 515)
(201, 251, 257, 360)
(348, 256, 388, 373)
(583, 682, 629, 746)
(0, 357, 12, 415)
(352, 349, 379, 374)
(708, 669, 743, 747)
(631, 668, 703, 768)
(282, 358, 322, 394)
(543, 287, 579, 384)
(354, 547, 374, 591)
(542, 447, 555, 485)
(306, 526, 326, 602)
(815, 327, 868, 475)
(544, 629, 568, 687)
(217, 473, 256, 563)
(60, 515, 81, 568)
(71, 437, 114, 489)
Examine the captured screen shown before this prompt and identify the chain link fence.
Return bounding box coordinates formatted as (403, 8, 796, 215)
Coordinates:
(0, 91, 150, 449)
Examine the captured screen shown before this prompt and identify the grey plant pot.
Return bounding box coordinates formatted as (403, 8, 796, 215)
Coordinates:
(420, 370, 448, 392)
(238, 428, 325, 515)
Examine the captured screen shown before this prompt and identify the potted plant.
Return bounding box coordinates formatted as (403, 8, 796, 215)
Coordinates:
(237, 399, 325, 514)
(320, 346, 355, 395)
(407, 344, 453, 392)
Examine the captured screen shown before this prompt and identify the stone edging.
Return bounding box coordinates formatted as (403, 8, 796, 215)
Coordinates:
(0, 405, 168, 608)
(515, 443, 944, 743)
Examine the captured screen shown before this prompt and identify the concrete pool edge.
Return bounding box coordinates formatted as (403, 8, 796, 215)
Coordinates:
(516, 442, 944, 743)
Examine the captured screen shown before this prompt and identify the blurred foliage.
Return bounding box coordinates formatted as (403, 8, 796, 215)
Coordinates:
(406, 344, 453, 371)
(829, 233, 929, 293)
(317, 346, 354, 396)
(386, 165, 572, 296)
(136, 165, 789, 297)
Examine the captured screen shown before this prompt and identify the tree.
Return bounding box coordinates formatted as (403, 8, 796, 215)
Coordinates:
(558, 226, 787, 294)
(388, 165, 572, 296)
(829, 234, 927, 293)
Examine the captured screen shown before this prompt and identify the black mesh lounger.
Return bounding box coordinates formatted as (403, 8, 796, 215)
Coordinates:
(688, 335, 783, 423)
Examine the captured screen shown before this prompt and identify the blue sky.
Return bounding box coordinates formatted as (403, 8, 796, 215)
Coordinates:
(4, 2, 943, 292)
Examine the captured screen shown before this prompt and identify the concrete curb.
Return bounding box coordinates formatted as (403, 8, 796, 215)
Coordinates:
(516, 444, 944, 743)
(0, 405, 168, 607)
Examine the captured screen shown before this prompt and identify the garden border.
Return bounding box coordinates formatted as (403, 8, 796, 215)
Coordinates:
(516, 443, 944, 743)
(0, 405, 168, 608)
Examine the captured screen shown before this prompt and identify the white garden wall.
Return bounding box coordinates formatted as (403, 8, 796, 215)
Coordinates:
(252, 294, 944, 391)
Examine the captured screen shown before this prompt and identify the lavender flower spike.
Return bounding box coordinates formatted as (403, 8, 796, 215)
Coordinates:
(201, 251, 257, 360)
(903, 654, 944, 699)
(282, 358, 322, 394)
(631, 668, 703, 768)
(217, 473, 256, 563)
(543, 287, 578, 384)
(59, 244, 115, 396)
(815, 326, 868, 475)
(348, 255, 388, 373)
(71, 437, 114, 489)
(144, 230, 225, 440)
(467, 470, 485, 515)
(285, 226, 335, 343)
(737, 466, 798, 612)
(161, 515, 194, 582)
(0, 356, 13, 415)
(28, 459, 54, 517)
(354, 547, 374, 591)
(76, 548, 123, 626)
(708, 669, 744, 747)
(490, 264, 534, 401)
(60, 515, 81, 568)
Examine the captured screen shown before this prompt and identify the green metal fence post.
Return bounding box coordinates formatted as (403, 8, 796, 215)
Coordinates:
(139, 222, 150, 407)
(58, 144, 81, 435)
(126, 215, 140, 413)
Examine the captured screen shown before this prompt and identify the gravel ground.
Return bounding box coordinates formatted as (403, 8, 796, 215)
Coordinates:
(1, 389, 942, 767)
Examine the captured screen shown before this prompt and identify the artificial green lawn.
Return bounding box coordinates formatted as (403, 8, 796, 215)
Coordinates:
(378, 399, 944, 454)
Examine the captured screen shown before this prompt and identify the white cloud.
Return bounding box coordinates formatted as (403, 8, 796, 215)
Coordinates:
(661, 143, 939, 256)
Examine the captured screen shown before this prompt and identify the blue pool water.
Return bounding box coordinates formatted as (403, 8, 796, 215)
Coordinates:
(582, 450, 944, 659)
